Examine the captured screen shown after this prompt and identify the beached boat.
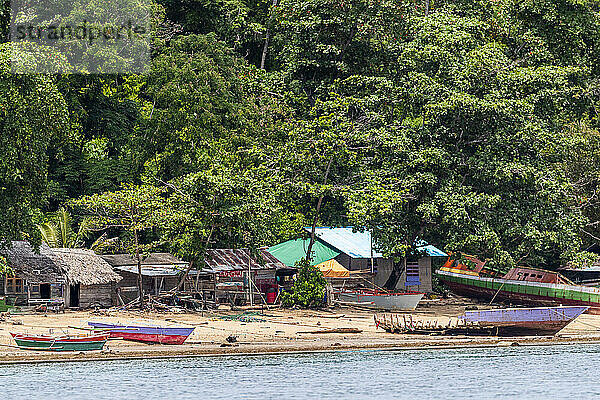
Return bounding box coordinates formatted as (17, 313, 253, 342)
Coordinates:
(374, 305, 588, 336)
(336, 290, 424, 310)
(436, 255, 600, 313)
(10, 333, 108, 352)
(459, 306, 589, 335)
(88, 322, 194, 344)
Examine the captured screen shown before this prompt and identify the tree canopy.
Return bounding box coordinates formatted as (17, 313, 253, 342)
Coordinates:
(2, 0, 600, 271)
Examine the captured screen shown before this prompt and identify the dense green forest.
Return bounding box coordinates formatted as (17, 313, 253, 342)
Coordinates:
(1, 0, 600, 271)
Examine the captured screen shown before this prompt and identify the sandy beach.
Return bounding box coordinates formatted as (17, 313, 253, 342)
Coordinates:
(2, 298, 600, 364)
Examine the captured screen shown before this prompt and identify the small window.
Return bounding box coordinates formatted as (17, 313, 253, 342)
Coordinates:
(523, 273, 529, 277)
(538, 275, 543, 278)
(6, 278, 25, 294)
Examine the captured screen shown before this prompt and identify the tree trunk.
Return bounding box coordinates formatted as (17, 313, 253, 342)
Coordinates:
(384, 256, 406, 291)
(134, 228, 144, 309)
(260, 0, 279, 69)
(306, 156, 334, 261)
(176, 222, 215, 292)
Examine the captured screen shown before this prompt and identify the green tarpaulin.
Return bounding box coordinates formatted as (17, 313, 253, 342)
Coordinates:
(268, 239, 340, 267)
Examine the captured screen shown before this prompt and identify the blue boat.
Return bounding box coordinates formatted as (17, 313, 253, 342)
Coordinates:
(458, 306, 589, 335)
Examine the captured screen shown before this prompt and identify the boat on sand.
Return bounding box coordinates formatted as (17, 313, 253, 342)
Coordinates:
(374, 305, 588, 336)
(88, 322, 194, 345)
(10, 332, 108, 351)
(436, 255, 600, 313)
(336, 289, 424, 310)
(458, 305, 589, 335)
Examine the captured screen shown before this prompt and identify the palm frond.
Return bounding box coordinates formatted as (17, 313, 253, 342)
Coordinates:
(38, 222, 59, 248)
(91, 233, 119, 253)
(56, 207, 74, 248)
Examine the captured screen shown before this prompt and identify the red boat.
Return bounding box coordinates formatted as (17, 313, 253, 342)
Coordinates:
(88, 322, 194, 344)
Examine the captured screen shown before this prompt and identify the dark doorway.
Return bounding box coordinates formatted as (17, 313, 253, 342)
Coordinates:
(40, 283, 51, 299)
(69, 284, 80, 308)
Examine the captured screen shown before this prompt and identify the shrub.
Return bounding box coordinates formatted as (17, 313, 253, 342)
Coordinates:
(281, 258, 327, 308)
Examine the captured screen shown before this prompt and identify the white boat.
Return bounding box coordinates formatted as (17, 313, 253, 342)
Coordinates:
(336, 290, 424, 310)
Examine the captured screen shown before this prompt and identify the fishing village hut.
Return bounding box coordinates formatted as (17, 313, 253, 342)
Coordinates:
(49, 248, 122, 308)
(203, 248, 296, 305)
(0, 241, 65, 307)
(0, 242, 121, 309)
(271, 227, 447, 292)
(101, 253, 191, 304)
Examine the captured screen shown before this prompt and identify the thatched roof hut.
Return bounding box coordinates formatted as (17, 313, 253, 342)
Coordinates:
(50, 248, 122, 286)
(0, 241, 63, 283)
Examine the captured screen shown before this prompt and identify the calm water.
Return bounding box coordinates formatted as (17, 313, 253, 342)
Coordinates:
(1, 345, 600, 399)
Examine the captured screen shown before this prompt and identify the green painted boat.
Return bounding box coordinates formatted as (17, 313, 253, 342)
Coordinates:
(436, 255, 600, 313)
(10, 333, 108, 351)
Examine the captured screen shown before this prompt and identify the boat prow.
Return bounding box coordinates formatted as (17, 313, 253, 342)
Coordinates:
(459, 305, 589, 335)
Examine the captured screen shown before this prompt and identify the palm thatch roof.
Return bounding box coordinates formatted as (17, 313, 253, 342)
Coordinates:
(50, 248, 122, 286)
(0, 241, 63, 284)
(1, 241, 121, 286)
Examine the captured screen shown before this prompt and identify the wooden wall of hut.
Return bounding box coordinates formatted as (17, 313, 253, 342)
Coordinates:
(79, 284, 113, 308)
(0, 277, 64, 306)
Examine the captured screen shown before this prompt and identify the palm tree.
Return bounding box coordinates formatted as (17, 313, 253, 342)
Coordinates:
(38, 208, 91, 248)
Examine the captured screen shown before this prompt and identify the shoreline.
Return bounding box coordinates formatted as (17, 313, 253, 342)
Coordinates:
(3, 300, 600, 365)
(2, 334, 600, 365)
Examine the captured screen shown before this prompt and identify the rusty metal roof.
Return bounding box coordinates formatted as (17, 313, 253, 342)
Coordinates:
(204, 249, 290, 272)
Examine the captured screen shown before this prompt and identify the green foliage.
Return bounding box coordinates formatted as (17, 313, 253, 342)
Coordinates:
(0, 255, 12, 277)
(281, 258, 327, 308)
(567, 251, 600, 269)
(38, 208, 93, 248)
(70, 184, 168, 252)
(4, 0, 600, 274)
(0, 43, 69, 244)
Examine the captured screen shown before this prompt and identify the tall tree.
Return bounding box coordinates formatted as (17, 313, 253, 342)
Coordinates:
(0, 43, 69, 245)
(71, 184, 167, 308)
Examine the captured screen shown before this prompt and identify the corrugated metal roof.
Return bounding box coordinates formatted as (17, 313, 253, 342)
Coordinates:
(204, 249, 289, 272)
(305, 227, 447, 258)
(417, 245, 447, 257)
(306, 227, 382, 258)
(102, 253, 187, 268)
(114, 265, 198, 277)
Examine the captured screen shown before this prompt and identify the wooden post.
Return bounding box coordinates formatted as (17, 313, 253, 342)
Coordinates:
(248, 255, 253, 307)
(134, 228, 144, 309)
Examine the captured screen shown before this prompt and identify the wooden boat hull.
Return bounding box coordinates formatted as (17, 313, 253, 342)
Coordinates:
(337, 291, 424, 310)
(459, 306, 589, 335)
(88, 322, 194, 345)
(10, 333, 107, 351)
(437, 268, 600, 313)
